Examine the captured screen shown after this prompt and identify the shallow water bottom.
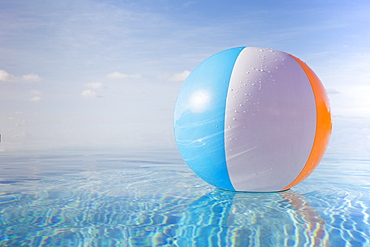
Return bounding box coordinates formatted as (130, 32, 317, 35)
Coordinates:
(0, 149, 370, 246)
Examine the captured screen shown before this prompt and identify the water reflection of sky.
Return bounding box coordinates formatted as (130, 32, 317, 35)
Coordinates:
(1, 143, 370, 246)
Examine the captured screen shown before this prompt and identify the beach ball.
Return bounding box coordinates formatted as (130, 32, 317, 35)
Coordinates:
(174, 47, 331, 192)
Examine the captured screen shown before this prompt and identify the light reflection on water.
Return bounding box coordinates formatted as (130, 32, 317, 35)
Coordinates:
(0, 149, 369, 246)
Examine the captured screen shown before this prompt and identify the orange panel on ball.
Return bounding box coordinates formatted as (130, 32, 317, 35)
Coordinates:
(282, 55, 332, 191)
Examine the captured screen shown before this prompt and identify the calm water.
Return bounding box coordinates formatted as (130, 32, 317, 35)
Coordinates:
(0, 147, 370, 246)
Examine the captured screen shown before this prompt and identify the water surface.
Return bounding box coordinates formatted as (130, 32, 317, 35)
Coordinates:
(0, 148, 369, 246)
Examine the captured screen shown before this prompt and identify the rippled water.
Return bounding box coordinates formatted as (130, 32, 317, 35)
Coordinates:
(0, 148, 370, 246)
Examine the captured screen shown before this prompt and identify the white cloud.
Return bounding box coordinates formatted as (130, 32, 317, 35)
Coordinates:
(82, 83, 104, 98)
(28, 90, 42, 102)
(0, 69, 41, 82)
(21, 73, 42, 82)
(29, 96, 42, 102)
(162, 70, 190, 82)
(85, 82, 103, 89)
(0, 70, 17, 82)
(81, 89, 97, 98)
(106, 71, 141, 79)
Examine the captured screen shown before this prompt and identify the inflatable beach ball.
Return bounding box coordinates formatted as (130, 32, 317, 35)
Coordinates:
(174, 47, 331, 192)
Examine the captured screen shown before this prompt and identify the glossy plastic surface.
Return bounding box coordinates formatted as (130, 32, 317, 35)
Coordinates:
(174, 47, 331, 192)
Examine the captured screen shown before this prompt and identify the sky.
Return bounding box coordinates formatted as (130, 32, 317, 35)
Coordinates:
(0, 0, 369, 152)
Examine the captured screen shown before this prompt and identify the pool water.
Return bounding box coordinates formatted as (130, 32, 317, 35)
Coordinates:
(0, 148, 369, 246)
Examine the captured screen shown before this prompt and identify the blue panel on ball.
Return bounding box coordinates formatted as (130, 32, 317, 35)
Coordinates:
(174, 47, 245, 191)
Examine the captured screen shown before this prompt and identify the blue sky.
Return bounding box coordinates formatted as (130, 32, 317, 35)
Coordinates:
(0, 0, 369, 151)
